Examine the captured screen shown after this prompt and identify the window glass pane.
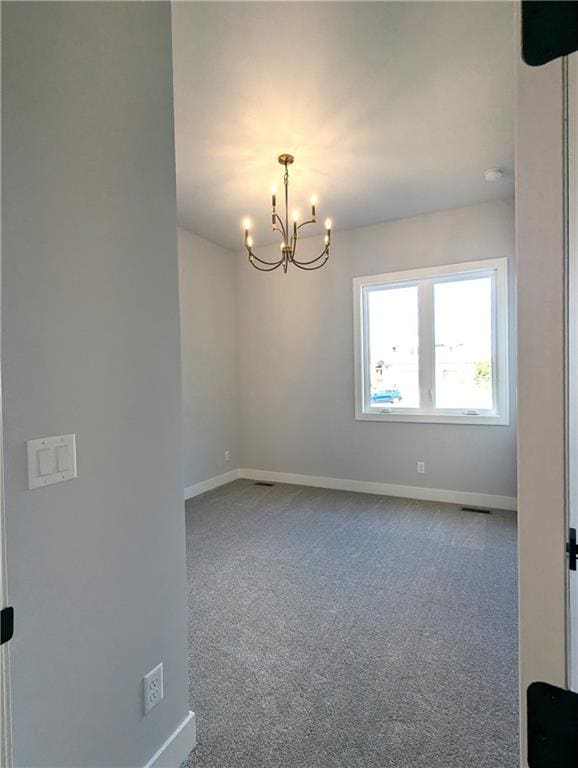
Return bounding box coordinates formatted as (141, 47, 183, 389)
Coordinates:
(367, 285, 419, 408)
(433, 276, 493, 410)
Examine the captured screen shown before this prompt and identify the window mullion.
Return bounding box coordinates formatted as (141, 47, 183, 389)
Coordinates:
(418, 280, 434, 410)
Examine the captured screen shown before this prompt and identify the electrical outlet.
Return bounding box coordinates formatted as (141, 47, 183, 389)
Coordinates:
(143, 662, 163, 715)
(225, 450, 230, 463)
(417, 461, 425, 474)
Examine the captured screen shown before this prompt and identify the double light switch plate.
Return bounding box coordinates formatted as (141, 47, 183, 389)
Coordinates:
(27, 434, 77, 490)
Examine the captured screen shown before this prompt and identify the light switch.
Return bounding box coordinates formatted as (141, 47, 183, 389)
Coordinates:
(37, 448, 55, 476)
(27, 434, 77, 490)
(56, 445, 70, 472)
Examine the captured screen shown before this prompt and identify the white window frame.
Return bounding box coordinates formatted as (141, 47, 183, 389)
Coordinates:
(353, 257, 509, 426)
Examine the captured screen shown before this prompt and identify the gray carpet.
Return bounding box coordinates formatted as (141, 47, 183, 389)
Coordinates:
(183, 480, 518, 768)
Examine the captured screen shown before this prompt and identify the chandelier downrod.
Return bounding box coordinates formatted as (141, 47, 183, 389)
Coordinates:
(242, 154, 332, 273)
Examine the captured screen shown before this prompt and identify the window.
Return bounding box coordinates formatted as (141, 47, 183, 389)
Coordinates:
(353, 258, 509, 425)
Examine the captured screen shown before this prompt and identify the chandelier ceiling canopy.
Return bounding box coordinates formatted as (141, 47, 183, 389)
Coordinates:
(242, 154, 332, 273)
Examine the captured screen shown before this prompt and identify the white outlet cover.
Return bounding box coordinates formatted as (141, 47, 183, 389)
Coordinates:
(417, 461, 425, 474)
(27, 434, 77, 490)
(144, 662, 164, 715)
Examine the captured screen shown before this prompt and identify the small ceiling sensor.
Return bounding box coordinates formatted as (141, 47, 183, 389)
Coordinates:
(484, 167, 504, 182)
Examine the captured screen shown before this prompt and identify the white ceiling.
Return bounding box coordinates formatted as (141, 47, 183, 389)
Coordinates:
(172, 2, 514, 251)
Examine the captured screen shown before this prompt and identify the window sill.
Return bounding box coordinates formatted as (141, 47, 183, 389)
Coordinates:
(356, 409, 510, 426)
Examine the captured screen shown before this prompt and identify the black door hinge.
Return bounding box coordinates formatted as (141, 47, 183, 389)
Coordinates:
(0, 606, 14, 645)
(568, 528, 577, 572)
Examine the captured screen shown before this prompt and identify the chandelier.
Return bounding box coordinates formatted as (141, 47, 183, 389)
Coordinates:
(242, 154, 332, 273)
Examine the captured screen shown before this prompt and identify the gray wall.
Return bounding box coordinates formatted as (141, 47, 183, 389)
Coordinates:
(238, 198, 516, 497)
(178, 228, 240, 489)
(516, 57, 566, 766)
(2, 3, 189, 766)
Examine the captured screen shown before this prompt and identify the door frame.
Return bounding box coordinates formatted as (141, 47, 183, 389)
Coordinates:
(0, 405, 11, 768)
(0, 6, 13, 762)
(567, 51, 578, 694)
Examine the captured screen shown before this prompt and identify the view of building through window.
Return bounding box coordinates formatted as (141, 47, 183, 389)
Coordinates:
(368, 285, 419, 408)
(434, 277, 493, 409)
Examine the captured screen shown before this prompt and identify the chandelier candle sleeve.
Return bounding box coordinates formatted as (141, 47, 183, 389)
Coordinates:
(242, 154, 333, 273)
(310, 195, 317, 220)
(242, 217, 251, 245)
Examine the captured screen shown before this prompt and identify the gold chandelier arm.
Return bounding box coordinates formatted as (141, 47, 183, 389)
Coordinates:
(249, 255, 284, 271)
(272, 213, 287, 241)
(245, 243, 280, 266)
(247, 247, 284, 268)
(292, 246, 330, 268)
(297, 219, 316, 231)
(292, 254, 330, 270)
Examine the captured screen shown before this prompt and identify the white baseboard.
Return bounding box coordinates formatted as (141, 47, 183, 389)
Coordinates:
(183, 466, 516, 512)
(184, 469, 240, 501)
(239, 468, 517, 511)
(144, 710, 196, 768)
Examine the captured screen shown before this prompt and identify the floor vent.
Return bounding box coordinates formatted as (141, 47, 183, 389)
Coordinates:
(462, 506, 491, 514)
(254, 481, 275, 487)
